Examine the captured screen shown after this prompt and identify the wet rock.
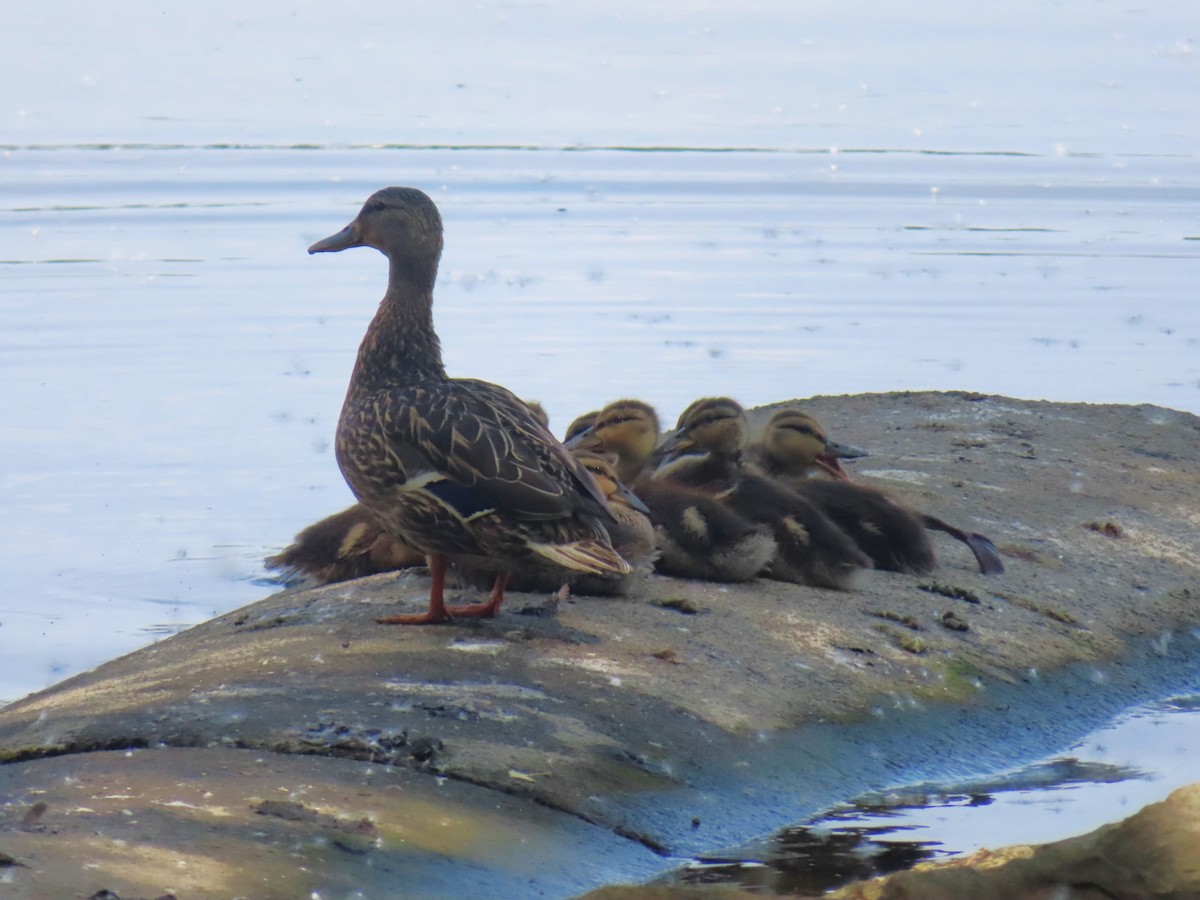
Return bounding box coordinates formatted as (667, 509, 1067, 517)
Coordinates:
(829, 782, 1200, 899)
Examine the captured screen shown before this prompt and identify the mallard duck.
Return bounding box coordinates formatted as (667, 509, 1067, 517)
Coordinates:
(749, 408, 868, 481)
(566, 448, 658, 593)
(565, 399, 661, 485)
(655, 397, 870, 590)
(309, 187, 630, 624)
(266, 503, 423, 585)
(266, 394, 553, 588)
(564, 409, 599, 443)
(568, 399, 777, 582)
(754, 408, 1005, 575)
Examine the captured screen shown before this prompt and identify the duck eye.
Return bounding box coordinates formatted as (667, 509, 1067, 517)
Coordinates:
(362, 199, 386, 215)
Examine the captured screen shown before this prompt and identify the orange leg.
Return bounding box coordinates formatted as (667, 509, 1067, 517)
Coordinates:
(377, 557, 510, 625)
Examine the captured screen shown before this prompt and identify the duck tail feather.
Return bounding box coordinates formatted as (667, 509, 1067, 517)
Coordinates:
(530, 541, 634, 575)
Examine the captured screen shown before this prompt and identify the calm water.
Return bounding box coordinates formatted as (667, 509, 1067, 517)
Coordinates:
(2, 0, 1199, 881)
(666, 691, 1200, 893)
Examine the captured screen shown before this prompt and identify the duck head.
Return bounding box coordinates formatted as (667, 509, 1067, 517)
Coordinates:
(762, 409, 867, 481)
(659, 397, 747, 459)
(308, 186, 445, 265)
(566, 399, 661, 483)
(571, 448, 651, 514)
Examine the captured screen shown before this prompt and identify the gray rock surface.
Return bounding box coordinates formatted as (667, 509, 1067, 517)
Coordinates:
(1, 393, 1197, 899)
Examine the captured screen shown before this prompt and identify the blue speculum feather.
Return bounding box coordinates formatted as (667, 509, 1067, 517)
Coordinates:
(422, 477, 497, 519)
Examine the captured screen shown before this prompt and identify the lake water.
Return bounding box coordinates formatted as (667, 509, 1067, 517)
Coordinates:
(2, 0, 1199, 883)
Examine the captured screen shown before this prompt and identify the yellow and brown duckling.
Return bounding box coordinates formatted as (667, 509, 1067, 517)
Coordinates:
(749, 408, 868, 482)
(564, 409, 599, 444)
(266, 503, 423, 585)
(309, 187, 630, 624)
(568, 399, 777, 582)
(565, 398, 662, 485)
(755, 408, 1005, 575)
(654, 397, 870, 590)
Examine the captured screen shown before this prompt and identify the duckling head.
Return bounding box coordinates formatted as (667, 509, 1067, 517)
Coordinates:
(762, 409, 867, 481)
(308, 186, 444, 267)
(571, 448, 651, 514)
(660, 396, 747, 458)
(564, 410, 600, 443)
(567, 399, 661, 483)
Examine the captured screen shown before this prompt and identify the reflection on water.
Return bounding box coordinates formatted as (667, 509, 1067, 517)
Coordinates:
(663, 694, 1200, 893)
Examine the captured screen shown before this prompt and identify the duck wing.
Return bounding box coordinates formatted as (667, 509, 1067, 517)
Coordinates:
(371, 379, 610, 523)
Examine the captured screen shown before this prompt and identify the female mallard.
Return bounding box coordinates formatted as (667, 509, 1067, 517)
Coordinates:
(264, 401, 551, 587)
(309, 187, 630, 624)
(753, 408, 1004, 575)
(570, 398, 777, 583)
(654, 397, 870, 590)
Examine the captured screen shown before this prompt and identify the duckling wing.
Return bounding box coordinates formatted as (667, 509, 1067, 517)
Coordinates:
(375, 379, 609, 522)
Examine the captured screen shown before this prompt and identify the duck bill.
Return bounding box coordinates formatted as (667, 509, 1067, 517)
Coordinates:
(308, 222, 363, 254)
(655, 430, 695, 458)
(563, 427, 597, 451)
(614, 482, 651, 515)
(826, 438, 869, 461)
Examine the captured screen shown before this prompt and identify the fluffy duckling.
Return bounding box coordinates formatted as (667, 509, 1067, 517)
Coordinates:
(749, 408, 867, 481)
(566, 399, 662, 485)
(569, 399, 777, 582)
(310, 187, 630, 624)
(756, 408, 1004, 575)
(655, 397, 870, 590)
(567, 448, 658, 593)
(564, 409, 599, 443)
(266, 503, 423, 585)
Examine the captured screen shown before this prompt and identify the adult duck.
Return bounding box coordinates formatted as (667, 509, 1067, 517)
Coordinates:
(309, 187, 630, 624)
(265, 400, 551, 587)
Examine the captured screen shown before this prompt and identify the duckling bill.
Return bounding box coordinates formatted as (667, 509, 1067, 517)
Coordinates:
(310, 187, 631, 624)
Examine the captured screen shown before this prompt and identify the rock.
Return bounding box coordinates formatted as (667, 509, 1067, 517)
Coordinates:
(0, 393, 1198, 899)
(829, 781, 1200, 899)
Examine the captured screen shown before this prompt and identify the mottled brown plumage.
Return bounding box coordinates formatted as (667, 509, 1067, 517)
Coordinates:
(655, 397, 869, 590)
(755, 408, 1004, 575)
(310, 187, 629, 623)
(569, 398, 777, 582)
(266, 503, 423, 585)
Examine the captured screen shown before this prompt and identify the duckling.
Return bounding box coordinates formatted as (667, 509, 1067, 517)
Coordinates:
(569, 399, 777, 582)
(567, 449, 658, 593)
(309, 187, 630, 624)
(749, 408, 868, 482)
(644, 482, 778, 582)
(755, 408, 1005, 575)
(266, 503, 423, 585)
(566, 399, 662, 485)
(564, 409, 599, 443)
(655, 397, 870, 590)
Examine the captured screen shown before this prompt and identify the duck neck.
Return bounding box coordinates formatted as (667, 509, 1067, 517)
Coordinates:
(345, 256, 446, 401)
